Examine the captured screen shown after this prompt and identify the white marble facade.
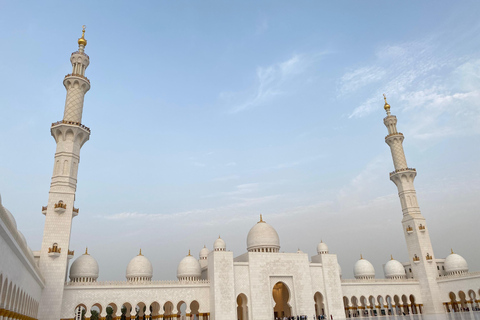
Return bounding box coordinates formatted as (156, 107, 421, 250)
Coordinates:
(1, 29, 480, 320)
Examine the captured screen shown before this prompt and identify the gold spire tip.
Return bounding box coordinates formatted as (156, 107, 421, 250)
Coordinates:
(360, 254, 363, 260)
(390, 254, 394, 260)
(139, 248, 143, 256)
(451, 248, 454, 254)
(78, 25, 87, 47)
(259, 214, 265, 223)
(188, 249, 191, 256)
(383, 93, 391, 111)
(85, 247, 88, 255)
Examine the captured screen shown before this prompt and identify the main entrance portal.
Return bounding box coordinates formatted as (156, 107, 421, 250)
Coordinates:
(273, 282, 292, 318)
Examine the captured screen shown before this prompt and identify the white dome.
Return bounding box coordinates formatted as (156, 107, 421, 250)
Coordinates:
(126, 250, 153, 281)
(317, 241, 329, 254)
(177, 252, 202, 280)
(384, 257, 406, 279)
(69, 249, 99, 282)
(354, 256, 375, 279)
(214, 236, 226, 251)
(0, 205, 17, 232)
(444, 251, 468, 275)
(199, 245, 209, 259)
(246, 215, 280, 252)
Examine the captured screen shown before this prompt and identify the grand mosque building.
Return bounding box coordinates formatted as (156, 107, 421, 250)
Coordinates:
(1, 28, 480, 320)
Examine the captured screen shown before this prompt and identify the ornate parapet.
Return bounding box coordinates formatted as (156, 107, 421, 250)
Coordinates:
(54, 201, 67, 214)
(68, 250, 75, 259)
(406, 225, 413, 234)
(419, 224, 426, 231)
(65, 279, 210, 287)
(389, 167, 416, 177)
(73, 207, 79, 217)
(64, 73, 90, 84)
(413, 255, 420, 263)
(48, 243, 61, 257)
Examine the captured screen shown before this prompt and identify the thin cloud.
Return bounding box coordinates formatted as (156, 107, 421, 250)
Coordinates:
(222, 53, 321, 113)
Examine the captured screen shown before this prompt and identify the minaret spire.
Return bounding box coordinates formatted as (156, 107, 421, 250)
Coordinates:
(38, 27, 92, 320)
(383, 97, 443, 315)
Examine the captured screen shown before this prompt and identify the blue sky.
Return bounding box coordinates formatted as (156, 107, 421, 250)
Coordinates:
(1, 1, 480, 280)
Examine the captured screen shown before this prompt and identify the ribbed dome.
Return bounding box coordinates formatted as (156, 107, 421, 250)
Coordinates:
(317, 241, 329, 254)
(126, 250, 153, 281)
(177, 251, 202, 281)
(444, 251, 468, 275)
(354, 256, 375, 279)
(214, 236, 226, 251)
(246, 215, 280, 253)
(70, 249, 99, 282)
(384, 257, 406, 279)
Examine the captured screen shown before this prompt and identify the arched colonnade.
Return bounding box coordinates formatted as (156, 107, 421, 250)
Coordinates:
(444, 290, 480, 315)
(72, 300, 208, 320)
(0, 273, 39, 320)
(343, 294, 422, 319)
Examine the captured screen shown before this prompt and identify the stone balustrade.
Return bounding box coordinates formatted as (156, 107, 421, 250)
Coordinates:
(51, 120, 91, 133)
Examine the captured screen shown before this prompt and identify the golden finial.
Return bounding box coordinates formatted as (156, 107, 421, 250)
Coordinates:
(391, 254, 394, 260)
(78, 25, 87, 47)
(360, 254, 363, 260)
(139, 249, 143, 256)
(85, 247, 88, 255)
(188, 249, 191, 256)
(383, 94, 391, 112)
(451, 248, 454, 254)
(259, 214, 265, 223)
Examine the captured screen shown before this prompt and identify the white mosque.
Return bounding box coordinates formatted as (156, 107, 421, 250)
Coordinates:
(1, 28, 480, 320)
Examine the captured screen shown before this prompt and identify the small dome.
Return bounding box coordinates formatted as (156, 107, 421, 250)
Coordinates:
(199, 245, 209, 259)
(384, 256, 406, 279)
(246, 215, 280, 253)
(444, 250, 468, 275)
(354, 256, 375, 279)
(1, 206, 17, 231)
(177, 251, 202, 280)
(214, 236, 226, 251)
(126, 250, 153, 281)
(78, 26, 87, 46)
(317, 241, 329, 254)
(70, 249, 99, 282)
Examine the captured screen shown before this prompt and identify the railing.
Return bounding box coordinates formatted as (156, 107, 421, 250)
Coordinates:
(71, 51, 90, 59)
(54, 201, 67, 209)
(73, 207, 79, 214)
(48, 246, 61, 253)
(65, 279, 210, 287)
(51, 120, 91, 133)
(437, 271, 480, 280)
(385, 132, 403, 139)
(64, 73, 90, 84)
(341, 278, 418, 283)
(42, 206, 47, 211)
(413, 255, 420, 262)
(390, 168, 416, 176)
(68, 250, 75, 256)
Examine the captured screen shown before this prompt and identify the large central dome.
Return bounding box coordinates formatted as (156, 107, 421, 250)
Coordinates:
(246, 215, 280, 253)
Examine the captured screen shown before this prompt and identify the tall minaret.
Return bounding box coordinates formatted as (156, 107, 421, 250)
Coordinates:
(38, 26, 91, 320)
(383, 95, 443, 315)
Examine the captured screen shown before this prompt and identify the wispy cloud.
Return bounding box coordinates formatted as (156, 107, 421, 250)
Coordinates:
(212, 174, 240, 182)
(340, 39, 480, 140)
(221, 53, 321, 113)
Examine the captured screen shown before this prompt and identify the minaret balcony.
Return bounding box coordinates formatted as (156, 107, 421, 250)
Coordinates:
(385, 132, 403, 139)
(73, 207, 79, 217)
(54, 201, 67, 214)
(41, 206, 47, 215)
(426, 254, 433, 262)
(406, 226, 413, 234)
(64, 73, 90, 84)
(413, 255, 420, 264)
(51, 120, 91, 133)
(418, 224, 426, 232)
(389, 167, 416, 177)
(67, 250, 75, 259)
